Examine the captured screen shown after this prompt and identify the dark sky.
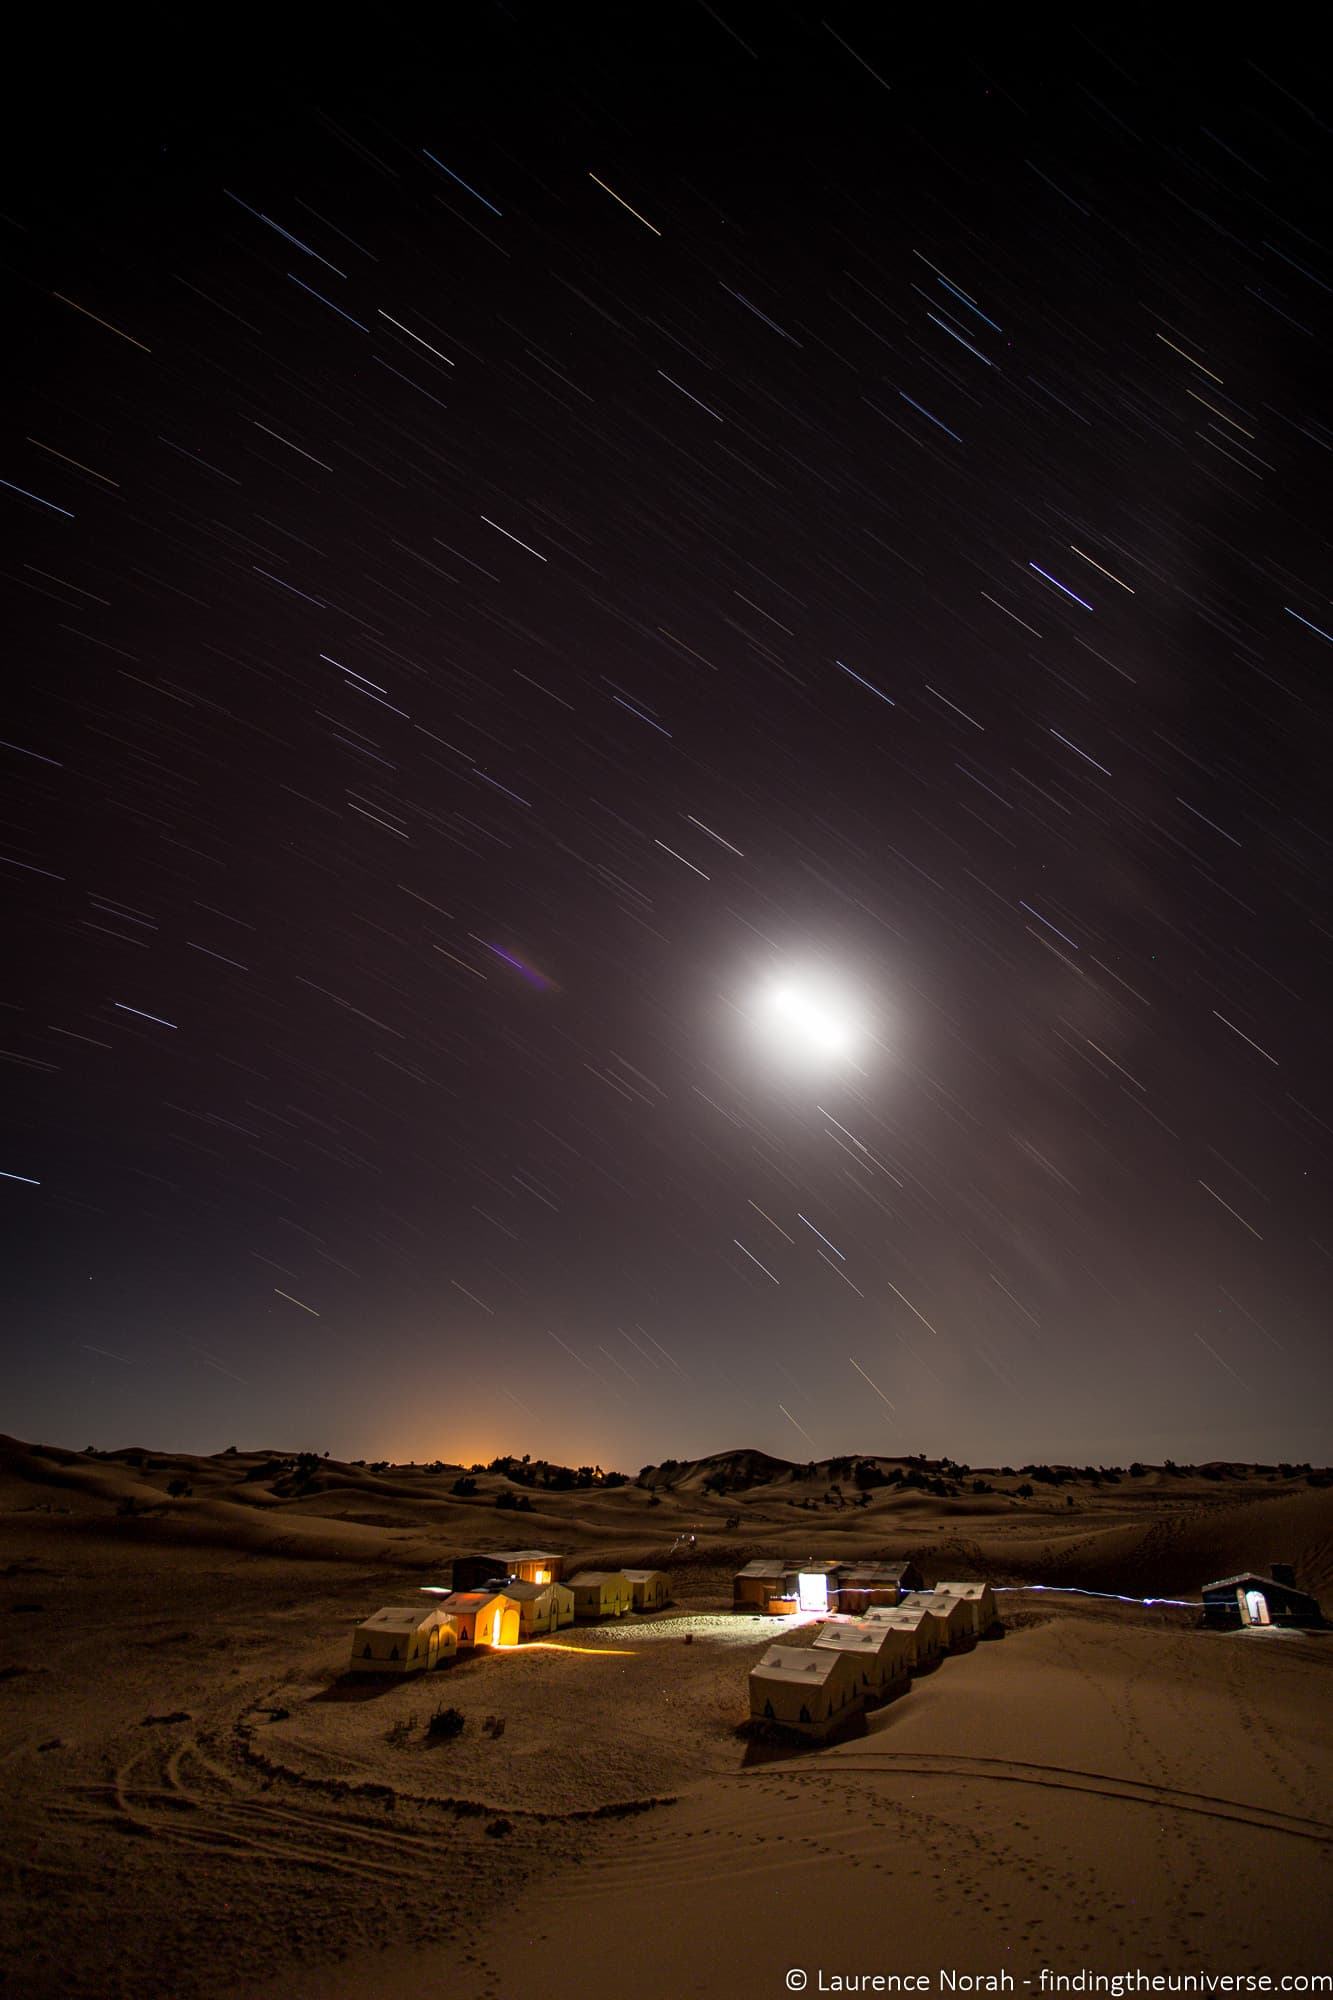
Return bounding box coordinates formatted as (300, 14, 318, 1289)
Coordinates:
(4, 18, 1330, 1470)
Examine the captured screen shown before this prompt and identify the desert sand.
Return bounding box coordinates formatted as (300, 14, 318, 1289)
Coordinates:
(2, 1437, 1329, 2000)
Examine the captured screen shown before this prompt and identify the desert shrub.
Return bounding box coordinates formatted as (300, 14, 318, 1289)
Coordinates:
(647, 1493, 661, 1507)
(495, 1490, 532, 1511)
(971, 1479, 993, 1494)
(243, 1458, 289, 1483)
(485, 1818, 512, 1837)
(1128, 1462, 1147, 1477)
(167, 1477, 192, 1498)
(451, 1476, 477, 1497)
(426, 1705, 465, 1743)
(1015, 1482, 1034, 1499)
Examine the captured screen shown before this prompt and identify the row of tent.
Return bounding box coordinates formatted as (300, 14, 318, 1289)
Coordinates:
(749, 1581, 999, 1737)
(349, 1565, 672, 1674)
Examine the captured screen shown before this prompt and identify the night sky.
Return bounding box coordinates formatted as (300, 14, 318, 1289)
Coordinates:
(5, 21, 1330, 1471)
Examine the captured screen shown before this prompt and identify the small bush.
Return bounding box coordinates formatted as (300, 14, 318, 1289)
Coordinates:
(485, 1818, 512, 1837)
(426, 1704, 465, 1743)
(167, 1477, 192, 1498)
(1015, 1482, 1034, 1499)
(451, 1476, 477, 1497)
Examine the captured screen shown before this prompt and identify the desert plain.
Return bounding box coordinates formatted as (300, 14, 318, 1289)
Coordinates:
(1, 1437, 1330, 2000)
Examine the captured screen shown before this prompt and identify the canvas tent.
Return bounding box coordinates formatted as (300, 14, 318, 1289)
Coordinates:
(733, 1559, 787, 1610)
(452, 1549, 564, 1592)
(439, 1589, 521, 1648)
(622, 1568, 671, 1611)
(503, 1579, 575, 1637)
(790, 1562, 849, 1613)
(863, 1597, 943, 1669)
(748, 1644, 864, 1738)
(567, 1570, 632, 1619)
(920, 1589, 973, 1651)
(493, 1549, 565, 1584)
(932, 1580, 999, 1639)
(1200, 1570, 1323, 1631)
(811, 1617, 912, 1703)
(837, 1561, 924, 1612)
(350, 1605, 458, 1676)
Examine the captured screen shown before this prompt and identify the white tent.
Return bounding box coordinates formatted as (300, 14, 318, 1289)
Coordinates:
(349, 1605, 458, 1676)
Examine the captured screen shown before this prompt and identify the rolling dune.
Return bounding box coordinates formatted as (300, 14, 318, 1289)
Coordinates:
(2, 1436, 1329, 2000)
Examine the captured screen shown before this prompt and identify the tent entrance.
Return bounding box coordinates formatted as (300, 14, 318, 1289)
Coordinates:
(797, 1572, 829, 1612)
(1243, 1589, 1271, 1626)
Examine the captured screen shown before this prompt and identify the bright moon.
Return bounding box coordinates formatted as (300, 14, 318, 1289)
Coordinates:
(756, 978, 862, 1065)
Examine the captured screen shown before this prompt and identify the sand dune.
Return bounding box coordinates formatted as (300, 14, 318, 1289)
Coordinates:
(2, 1436, 1329, 2000)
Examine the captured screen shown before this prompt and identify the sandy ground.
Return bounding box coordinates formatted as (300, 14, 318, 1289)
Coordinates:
(2, 1437, 1330, 1999)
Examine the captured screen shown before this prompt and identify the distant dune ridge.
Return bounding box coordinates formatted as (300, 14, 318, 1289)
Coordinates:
(2, 1432, 1330, 2000)
(4, 1434, 1330, 1597)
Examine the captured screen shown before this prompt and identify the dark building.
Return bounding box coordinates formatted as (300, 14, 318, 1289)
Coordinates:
(450, 1548, 564, 1592)
(836, 1561, 925, 1611)
(1200, 1566, 1324, 1630)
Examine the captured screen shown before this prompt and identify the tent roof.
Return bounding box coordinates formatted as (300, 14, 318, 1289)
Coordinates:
(867, 1598, 933, 1624)
(441, 1590, 510, 1611)
(735, 1560, 787, 1578)
(933, 1580, 990, 1598)
(567, 1570, 623, 1585)
(752, 1645, 843, 1685)
(490, 1549, 562, 1561)
(503, 1580, 567, 1601)
(357, 1605, 444, 1631)
(1202, 1573, 1316, 1597)
(841, 1563, 914, 1581)
(812, 1621, 884, 1654)
(622, 1569, 666, 1582)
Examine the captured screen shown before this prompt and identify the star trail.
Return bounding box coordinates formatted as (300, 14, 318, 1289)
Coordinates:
(3, 19, 1330, 1468)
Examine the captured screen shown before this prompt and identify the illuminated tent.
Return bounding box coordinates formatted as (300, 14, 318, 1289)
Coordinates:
(349, 1605, 459, 1676)
(748, 1644, 864, 1737)
(503, 1579, 575, 1637)
(452, 1549, 564, 1592)
(931, 1579, 999, 1640)
(491, 1549, 565, 1584)
(438, 1589, 521, 1648)
(790, 1562, 848, 1614)
(567, 1570, 632, 1619)
(1200, 1570, 1323, 1631)
(622, 1568, 671, 1611)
